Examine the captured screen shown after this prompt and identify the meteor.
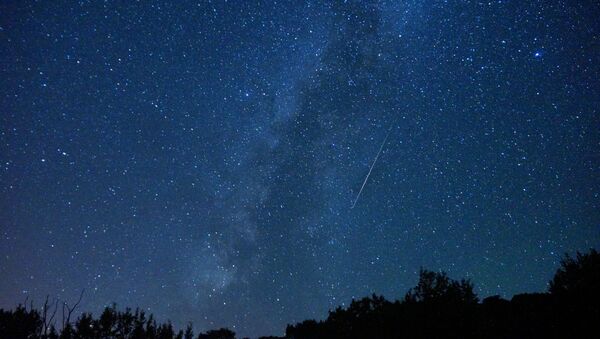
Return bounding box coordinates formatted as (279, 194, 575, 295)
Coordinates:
(351, 126, 393, 209)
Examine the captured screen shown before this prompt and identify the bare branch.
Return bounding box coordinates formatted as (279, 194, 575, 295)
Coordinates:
(22, 295, 29, 310)
(64, 289, 85, 327)
(41, 295, 49, 336)
(48, 299, 59, 331)
(40, 296, 60, 336)
(62, 302, 66, 330)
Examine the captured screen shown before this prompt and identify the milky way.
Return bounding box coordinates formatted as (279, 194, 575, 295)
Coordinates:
(1, 1, 599, 337)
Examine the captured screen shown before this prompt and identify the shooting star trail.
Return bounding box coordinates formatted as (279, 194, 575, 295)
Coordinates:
(351, 126, 393, 209)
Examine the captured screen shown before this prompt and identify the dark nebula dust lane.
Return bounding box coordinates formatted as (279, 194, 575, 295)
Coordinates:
(1, 1, 599, 337)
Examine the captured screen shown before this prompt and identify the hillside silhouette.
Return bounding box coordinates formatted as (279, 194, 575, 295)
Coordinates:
(1, 249, 598, 339)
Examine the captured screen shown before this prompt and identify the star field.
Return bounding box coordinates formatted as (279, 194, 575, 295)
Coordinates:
(1, 1, 599, 337)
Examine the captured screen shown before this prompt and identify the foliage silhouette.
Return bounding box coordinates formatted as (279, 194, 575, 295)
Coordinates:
(197, 328, 236, 339)
(1, 249, 599, 338)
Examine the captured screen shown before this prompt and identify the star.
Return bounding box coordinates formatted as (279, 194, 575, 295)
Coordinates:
(1, 1, 597, 338)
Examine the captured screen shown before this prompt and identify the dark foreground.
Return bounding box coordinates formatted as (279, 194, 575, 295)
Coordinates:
(2, 249, 599, 339)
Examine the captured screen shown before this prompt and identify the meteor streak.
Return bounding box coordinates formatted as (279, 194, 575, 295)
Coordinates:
(351, 126, 393, 209)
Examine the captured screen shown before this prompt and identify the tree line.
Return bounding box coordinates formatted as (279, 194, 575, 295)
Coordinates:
(1, 249, 598, 338)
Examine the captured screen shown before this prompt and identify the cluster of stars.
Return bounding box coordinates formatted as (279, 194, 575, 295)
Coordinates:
(1, 1, 599, 337)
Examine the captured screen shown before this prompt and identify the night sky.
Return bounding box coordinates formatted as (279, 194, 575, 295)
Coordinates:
(1, 0, 599, 337)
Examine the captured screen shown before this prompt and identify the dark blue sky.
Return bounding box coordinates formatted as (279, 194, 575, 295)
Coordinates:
(1, 1, 599, 337)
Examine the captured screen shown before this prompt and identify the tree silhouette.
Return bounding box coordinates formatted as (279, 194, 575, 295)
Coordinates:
(1, 249, 599, 338)
(548, 249, 600, 337)
(404, 269, 478, 305)
(197, 327, 236, 339)
(549, 249, 600, 296)
(0, 304, 41, 338)
(184, 323, 194, 339)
